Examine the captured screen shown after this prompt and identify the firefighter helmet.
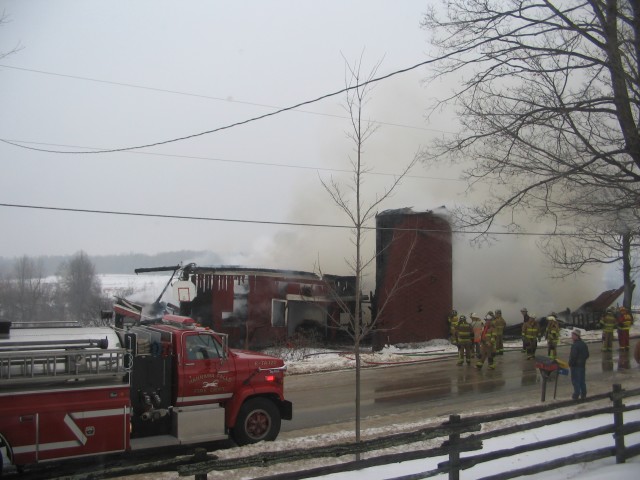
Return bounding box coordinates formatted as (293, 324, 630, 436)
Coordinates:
(458, 315, 467, 322)
(520, 307, 528, 313)
(495, 309, 502, 315)
(451, 309, 457, 316)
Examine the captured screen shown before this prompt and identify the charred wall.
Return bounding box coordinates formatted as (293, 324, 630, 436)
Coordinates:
(186, 270, 332, 349)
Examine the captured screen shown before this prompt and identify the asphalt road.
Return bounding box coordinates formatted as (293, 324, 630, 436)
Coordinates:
(281, 341, 640, 436)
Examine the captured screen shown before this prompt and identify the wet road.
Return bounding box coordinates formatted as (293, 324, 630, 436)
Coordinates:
(281, 342, 639, 433)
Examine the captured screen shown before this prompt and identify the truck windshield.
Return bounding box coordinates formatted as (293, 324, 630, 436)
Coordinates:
(185, 334, 223, 360)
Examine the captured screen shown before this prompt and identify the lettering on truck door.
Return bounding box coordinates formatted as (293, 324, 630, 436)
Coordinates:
(178, 332, 236, 406)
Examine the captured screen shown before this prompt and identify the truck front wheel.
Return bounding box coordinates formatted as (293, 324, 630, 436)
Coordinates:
(231, 397, 281, 445)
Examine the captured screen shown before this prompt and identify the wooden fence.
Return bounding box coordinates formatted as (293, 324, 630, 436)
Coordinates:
(175, 383, 640, 480)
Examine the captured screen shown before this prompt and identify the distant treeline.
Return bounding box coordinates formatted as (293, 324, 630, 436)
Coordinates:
(0, 250, 222, 276)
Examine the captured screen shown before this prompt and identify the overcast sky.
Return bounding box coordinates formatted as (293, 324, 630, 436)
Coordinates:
(0, 1, 622, 316)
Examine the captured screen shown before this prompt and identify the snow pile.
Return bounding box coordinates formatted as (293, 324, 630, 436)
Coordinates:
(271, 327, 618, 376)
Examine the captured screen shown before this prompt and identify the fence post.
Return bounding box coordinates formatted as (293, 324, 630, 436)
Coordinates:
(193, 448, 209, 480)
(448, 414, 461, 480)
(611, 383, 626, 464)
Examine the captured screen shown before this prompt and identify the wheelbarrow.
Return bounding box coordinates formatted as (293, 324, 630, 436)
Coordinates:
(534, 355, 569, 401)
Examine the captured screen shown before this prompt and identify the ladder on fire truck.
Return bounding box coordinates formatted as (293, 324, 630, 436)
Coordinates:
(0, 340, 128, 387)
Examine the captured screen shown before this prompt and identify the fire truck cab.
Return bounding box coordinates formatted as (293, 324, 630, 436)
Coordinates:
(0, 316, 292, 472)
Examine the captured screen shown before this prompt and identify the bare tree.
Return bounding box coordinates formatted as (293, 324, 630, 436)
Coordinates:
(540, 228, 638, 305)
(0, 256, 54, 323)
(57, 251, 103, 325)
(13, 256, 51, 322)
(319, 55, 420, 445)
(538, 191, 639, 307)
(421, 0, 640, 301)
(1, 10, 23, 59)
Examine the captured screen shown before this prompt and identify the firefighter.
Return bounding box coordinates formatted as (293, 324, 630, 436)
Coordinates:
(493, 308, 506, 355)
(545, 314, 560, 359)
(599, 307, 617, 352)
(484, 312, 494, 335)
(520, 307, 531, 352)
(476, 315, 497, 369)
(470, 313, 484, 358)
(455, 315, 473, 365)
(447, 309, 459, 346)
(523, 314, 539, 360)
(617, 306, 634, 351)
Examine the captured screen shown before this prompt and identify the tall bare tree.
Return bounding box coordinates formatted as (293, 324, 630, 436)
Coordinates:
(421, 1, 640, 300)
(320, 55, 419, 445)
(58, 251, 103, 325)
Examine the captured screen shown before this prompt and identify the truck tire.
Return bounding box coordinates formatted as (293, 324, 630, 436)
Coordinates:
(231, 397, 281, 446)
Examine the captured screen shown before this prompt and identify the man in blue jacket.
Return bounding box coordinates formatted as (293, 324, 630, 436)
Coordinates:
(569, 329, 590, 401)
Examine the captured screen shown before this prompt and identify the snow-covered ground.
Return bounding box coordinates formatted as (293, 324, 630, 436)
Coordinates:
(129, 405, 639, 480)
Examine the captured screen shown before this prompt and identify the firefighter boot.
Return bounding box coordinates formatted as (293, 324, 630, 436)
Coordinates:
(488, 355, 496, 369)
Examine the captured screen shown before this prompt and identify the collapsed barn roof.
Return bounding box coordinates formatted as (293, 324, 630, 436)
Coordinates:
(572, 286, 625, 313)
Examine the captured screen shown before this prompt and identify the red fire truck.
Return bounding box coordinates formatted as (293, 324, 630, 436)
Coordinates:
(0, 314, 292, 472)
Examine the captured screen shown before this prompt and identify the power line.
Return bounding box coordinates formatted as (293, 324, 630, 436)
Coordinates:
(0, 139, 463, 182)
(0, 63, 450, 134)
(0, 202, 593, 237)
(0, 202, 354, 230)
(0, 58, 445, 155)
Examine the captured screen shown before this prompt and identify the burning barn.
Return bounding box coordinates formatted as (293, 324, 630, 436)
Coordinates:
(121, 207, 454, 350)
(121, 265, 359, 349)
